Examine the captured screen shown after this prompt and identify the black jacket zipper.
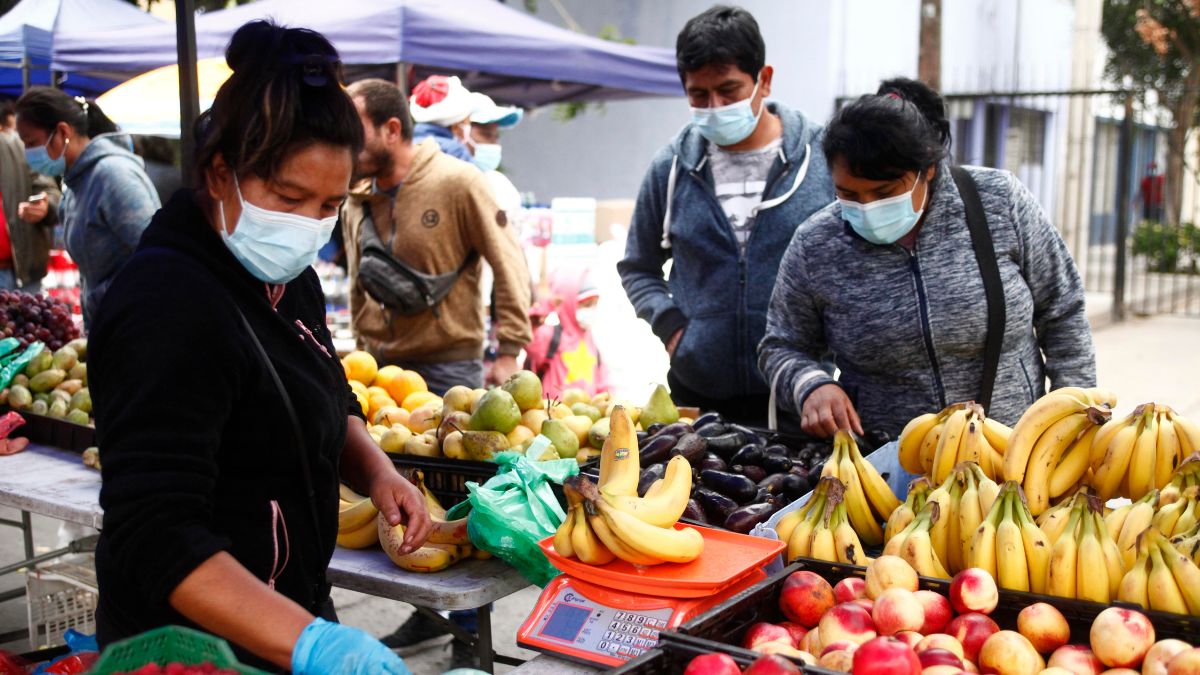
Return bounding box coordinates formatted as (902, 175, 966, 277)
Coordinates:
(907, 248, 947, 407)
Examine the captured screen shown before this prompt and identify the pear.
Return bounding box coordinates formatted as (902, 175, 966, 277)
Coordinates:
(587, 417, 610, 449)
(520, 408, 548, 435)
(442, 430, 467, 460)
(403, 432, 440, 457)
(639, 384, 679, 428)
(468, 389, 520, 434)
(570, 402, 601, 422)
(560, 387, 590, 407)
(379, 427, 409, 454)
(562, 415, 593, 444)
(462, 430, 509, 461)
(540, 418, 579, 459)
(501, 370, 543, 412)
(442, 385, 474, 414)
(439, 410, 471, 442)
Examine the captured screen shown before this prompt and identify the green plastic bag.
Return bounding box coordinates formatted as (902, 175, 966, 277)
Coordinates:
(461, 450, 578, 586)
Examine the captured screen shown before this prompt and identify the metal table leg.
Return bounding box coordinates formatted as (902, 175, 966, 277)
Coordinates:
(21, 511, 32, 559)
(477, 602, 493, 673)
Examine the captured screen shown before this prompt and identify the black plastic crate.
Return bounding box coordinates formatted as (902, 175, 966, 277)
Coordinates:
(0, 405, 95, 452)
(389, 454, 568, 509)
(676, 558, 1200, 652)
(611, 632, 841, 675)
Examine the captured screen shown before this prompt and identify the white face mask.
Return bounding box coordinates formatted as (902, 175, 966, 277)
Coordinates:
(219, 176, 338, 284)
(575, 307, 597, 330)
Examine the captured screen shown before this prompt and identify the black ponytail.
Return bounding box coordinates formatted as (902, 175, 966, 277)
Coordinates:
(195, 20, 363, 187)
(822, 77, 950, 181)
(15, 87, 117, 139)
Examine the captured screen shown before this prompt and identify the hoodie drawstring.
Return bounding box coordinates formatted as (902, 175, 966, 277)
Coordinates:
(660, 155, 679, 250)
(751, 143, 811, 217)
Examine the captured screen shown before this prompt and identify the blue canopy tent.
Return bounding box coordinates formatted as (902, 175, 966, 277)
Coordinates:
(50, 0, 682, 108)
(0, 0, 162, 97)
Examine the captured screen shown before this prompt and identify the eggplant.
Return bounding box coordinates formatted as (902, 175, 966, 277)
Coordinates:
(727, 424, 764, 445)
(639, 434, 680, 464)
(700, 469, 759, 504)
(724, 502, 779, 534)
(636, 431, 649, 445)
(705, 431, 746, 456)
(694, 487, 738, 524)
(732, 464, 767, 483)
(730, 444, 765, 467)
(699, 453, 728, 472)
(682, 499, 707, 523)
(695, 422, 729, 438)
(669, 433, 709, 465)
(758, 473, 787, 494)
(780, 473, 807, 498)
(657, 421, 695, 438)
(692, 411, 724, 429)
(762, 444, 789, 456)
(753, 486, 771, 503)
(645, 423, 665, 436)
(760, 454, 794, 476)
(637, 463, 666, 497)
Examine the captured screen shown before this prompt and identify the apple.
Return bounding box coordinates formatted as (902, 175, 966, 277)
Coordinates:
(1016, 603, 1070, 654)
(755, 641, 816, 663)
(949, 568, 999, 615)
(1143, 642, 1193, 675)
(1048, 645, 1105, 675)
(824, 641, 861, 656)
(918, 634, 966, 659)
(1167, 649, 1200, 675)
(1090, 608, 1156, 669)
(978, 631, 1045, 675)
(946, 613, 1001, 664)
(867, 555, 921, 599)
(922, 667, 967, 675)
(836, 577, 869, 602)
(919, 648, 966, 670)
(744, 622, 795, 649)
(916, 590, 954, 635)
(873, 588, 926, 636)
(744, 653, 804, 674)
(780, 621, 809, 647)
(780, 571, 837, 628)
(684, 652, 742, 675)
(822, 649, 858, 673)
(853, 636, 923, 675)
(800, 627, 823, 655)
(1041, 669, 1078, 675)
(855, 599, 876, 613)
(820, 602, 878, 646)
(894, 631, 924, 650)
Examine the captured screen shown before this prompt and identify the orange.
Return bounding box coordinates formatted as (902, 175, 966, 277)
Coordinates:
(368, 394, 397, 420)
(342, 351, 378, 385)
(401, 390, 440, 412)
(354, 391, 369, 417)
(366, 386, 390, 399)
(383, 369, 428, 406)
(373, 365, 405, 396)
(348, 379, 368, 397)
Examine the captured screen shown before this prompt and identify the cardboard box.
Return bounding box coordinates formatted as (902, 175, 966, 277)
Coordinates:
(595, 199, 635, 243)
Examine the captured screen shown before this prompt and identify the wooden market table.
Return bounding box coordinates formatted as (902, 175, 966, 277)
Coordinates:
(0, 443, 531, 672)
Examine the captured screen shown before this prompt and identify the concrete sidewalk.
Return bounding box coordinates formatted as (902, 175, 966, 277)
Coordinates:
(1091, 313, 1200, 419)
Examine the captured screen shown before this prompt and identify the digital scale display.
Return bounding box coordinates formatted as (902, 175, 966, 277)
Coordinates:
(528, 583, 674, 662)
(540, 603, 590, 642)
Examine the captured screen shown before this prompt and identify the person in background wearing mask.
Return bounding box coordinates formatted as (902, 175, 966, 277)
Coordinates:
(463, 92, 523, 213)
(409, 75, 475, 163)
(619, 4, 834, 428)
(0, 98, 61, 293)
(760, 78, 1095, 440)
(15, 88, 160, 325)
(524, 269, 609, 399)
(88, 21, 425, 674)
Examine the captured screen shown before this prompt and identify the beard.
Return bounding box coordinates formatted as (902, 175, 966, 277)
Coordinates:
(353, 142, 394, 182)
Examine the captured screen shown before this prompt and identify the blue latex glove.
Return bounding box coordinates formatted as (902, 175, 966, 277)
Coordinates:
(292, 617, 411, 675)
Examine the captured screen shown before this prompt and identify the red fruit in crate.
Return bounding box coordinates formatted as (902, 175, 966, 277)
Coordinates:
(835, 577, 868, 603)
(872, 588, 925, 636)
(1167, 649, 1200, 675)
(1047, 645, 1104, 675)
(919, 648, 966, 670)
(744, 653, 803, 674)
(852, 636, 923, 675)
(744, 622, 796, 649)
(1144, 641, 1193, 675)
(866, 556, 920, 599)
(1015, 603, 1069, 654)
(779, 571, 836, 628)
(819, 602, 877, 646)
(945, 613, 1000, 664)
(915, 590, 953, 635)
(977, 630, 1044, 675)
(893, 631, 924, 650)
(823, 640, 860, 656)
(779, 622, 808, 647)
(684, 652, 742, 675)
(1089, 608, 1155, 669)
(948, 569, 998, 615)
(822, 650, 858, 672)
(917, 634, 965, 659)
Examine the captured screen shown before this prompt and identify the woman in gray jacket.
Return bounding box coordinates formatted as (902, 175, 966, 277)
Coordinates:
(760, 78, 1095, 439)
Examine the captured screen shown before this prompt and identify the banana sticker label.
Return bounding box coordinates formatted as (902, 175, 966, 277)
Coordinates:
(615, 448, 631, 460)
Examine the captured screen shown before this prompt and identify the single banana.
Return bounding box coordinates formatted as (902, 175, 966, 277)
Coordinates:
(390, 543, 463, 573)
(919, 422, 944, 475)
(899, 412, 941, 475)
(1095, 509, 1125, 599)
(1117, 549, 1152, 609)
(838, 441, 885, 546)
(982, 417, 1012, 453)
(426, 515, 471, 545)
(1128, 407, 1160, 500)
(578, 507, 636, 566)
(885, 477, 930, 543)
(1156, 536, 1200, 614)
(1075, 504, 1110, 603)
(996, 490, 1031, 591)
(901, 501, 950, 578)
(1105, 501, 1132, 541)
(1155, 412, 1181, 489)
(1085, 386, 1119, 409)
(1091, 414, 1130, 467)
(1005, 392, 1090, 483)
(788, 507, 819, 561)
(832, 502, 870, 565)
(598, 502, 704, 564)
(1013, 490, 1051, 593)
(971, 464, 1002, 515)
(1147, 541, 1189, 614)
(553, 505, 576, 558)
(927, 485, 953, 569)
(958, 417, 984, 466)
(1024, 411, 1097, 516)
(1093, 421, 1142, 501)
(947, 471, 970, 573)
(1049, 423, 1100, 499)
(775, 508, 805, 544)
(602, 455, 691, 527)
(338, 497, 380, 532)
(933, 408, 969, 484)
(843, 430, 902, 518)
(336, 519, 380, 549)
(598, 406, 640, 498)
(1154, 492, 1191, 538)
(1116, 490, 1158, 568)
(809, 522, 837, 562)
(1046, 502, 1081, 598)
(1167, 409, 1200, 455)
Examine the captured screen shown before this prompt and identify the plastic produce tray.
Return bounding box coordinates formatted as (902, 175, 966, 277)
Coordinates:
(90, 625, 270, 675)
(611, 631, 841, 675)
(0, 405, 94, 452)
(389, 453, 567, 509)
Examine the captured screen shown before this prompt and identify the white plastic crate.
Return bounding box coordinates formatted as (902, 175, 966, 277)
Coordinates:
(25, 557, 97, 649)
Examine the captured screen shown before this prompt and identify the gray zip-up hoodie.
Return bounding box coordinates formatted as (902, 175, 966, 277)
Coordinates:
(61, 135, 160, 326)
(759, 163, 1095, 436)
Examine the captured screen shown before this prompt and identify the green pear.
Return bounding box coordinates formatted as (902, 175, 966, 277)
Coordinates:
(540, 418, 580, 458)
(462, 430, 509, 461)
(587, 417, 610, 449)
(639, 384, 679, 428)
(501, 369, 544, 412)
(570, 402, 602, 422)
(468, 388, 521, 434)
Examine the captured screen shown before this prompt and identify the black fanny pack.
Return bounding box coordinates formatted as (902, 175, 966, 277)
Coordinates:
(356, 208, 477, 317)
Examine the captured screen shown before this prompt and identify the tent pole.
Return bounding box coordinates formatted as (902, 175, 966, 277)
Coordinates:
(395, 62, 407, 98)
(20, 51, 29, 92)
(176, 0, 200, 186)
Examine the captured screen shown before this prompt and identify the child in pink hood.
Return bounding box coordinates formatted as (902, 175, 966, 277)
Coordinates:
(525, 268, 610, 399)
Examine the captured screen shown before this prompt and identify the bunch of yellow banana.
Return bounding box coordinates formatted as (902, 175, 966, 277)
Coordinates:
(883, 499, 950, 578)
(1118, 526, 1200, 616)
(1169, 521, 1200, 566)
(1153, 485, 1200, 538)
(337, 484, 380, 549)
(966, 480, 1050, 592)
(1105, 489, 1159, 568)
(1092, 404, 1199, 502)
(1037, 485, 1092, 543)
(780, 476, 869, 565)
(378, 513, 473, 573)
(898, 402, 1011, 482)
(777, 474, 831, 559)
(1044, 491, 1123, 603)
(942, 462, 1002, 573)
(1003, 388, 1114, 516)
(884, 476, 932, 543)
(1160, 452, 1200, 507)
(819, 430, 901, 546)
(552, 407, 701, 566)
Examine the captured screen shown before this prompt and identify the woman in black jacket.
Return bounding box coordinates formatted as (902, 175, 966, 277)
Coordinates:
(88, 22, 427, 674)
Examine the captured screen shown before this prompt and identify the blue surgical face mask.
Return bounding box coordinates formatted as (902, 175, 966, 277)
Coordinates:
(219, 177, 338, 284)
(472, 143, 502, 172)
(690, 78, 764, 147)
(25, 130, 67, 177)
(839, 176, 929, 245)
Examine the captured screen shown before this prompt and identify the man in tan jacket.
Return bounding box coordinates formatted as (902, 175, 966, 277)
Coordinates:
(342, 79, 531, 394)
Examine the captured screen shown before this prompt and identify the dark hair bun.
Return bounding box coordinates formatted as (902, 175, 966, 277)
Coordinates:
(876, 78, 950, 147)
(224, 20, 340, 86)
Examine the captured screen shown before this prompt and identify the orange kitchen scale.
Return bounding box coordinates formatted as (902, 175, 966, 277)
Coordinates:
(518, 525, 785, 667)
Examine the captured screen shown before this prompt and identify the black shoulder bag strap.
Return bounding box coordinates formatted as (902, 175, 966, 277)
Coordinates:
(232, 304, 324, 537)
(950, 166, 1006, 413)
(536, 323, 564, 379)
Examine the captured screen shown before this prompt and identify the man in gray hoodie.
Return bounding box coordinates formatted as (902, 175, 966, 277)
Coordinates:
(619, 5, 834, 427)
